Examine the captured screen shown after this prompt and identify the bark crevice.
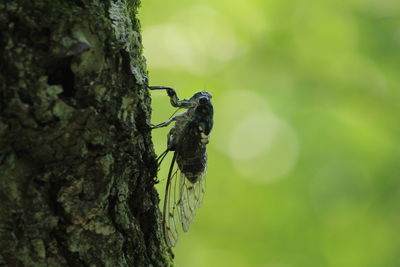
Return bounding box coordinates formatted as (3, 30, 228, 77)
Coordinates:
(0, 0, 170, 266)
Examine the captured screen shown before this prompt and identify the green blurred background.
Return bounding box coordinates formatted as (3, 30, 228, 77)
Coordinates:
(140, 0, 400, 266)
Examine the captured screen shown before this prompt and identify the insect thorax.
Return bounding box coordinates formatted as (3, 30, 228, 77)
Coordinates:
(168, 95, 213, 184)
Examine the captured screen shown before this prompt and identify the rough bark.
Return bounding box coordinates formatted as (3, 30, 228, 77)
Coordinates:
(0, 0, 170, 266)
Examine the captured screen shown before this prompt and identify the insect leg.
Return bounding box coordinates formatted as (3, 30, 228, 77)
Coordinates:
(148, 85, 195, 108)
(156, 149, 169, 167)
(151, 117, 174, 129)
(151, 110, 189, 130)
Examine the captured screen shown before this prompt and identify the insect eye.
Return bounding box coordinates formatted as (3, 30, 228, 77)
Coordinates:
(199, 97, 208, 105)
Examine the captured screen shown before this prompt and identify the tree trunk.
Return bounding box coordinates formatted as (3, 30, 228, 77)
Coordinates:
(0, 0, 170, 266)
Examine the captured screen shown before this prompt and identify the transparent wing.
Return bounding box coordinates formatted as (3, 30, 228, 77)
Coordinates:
(162, 153, 180, 247)
(178, 168, 206, 232)
(162, 153, 207, 247)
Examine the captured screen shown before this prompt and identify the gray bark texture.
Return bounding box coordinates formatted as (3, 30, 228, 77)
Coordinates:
(0, 0, 171, 266)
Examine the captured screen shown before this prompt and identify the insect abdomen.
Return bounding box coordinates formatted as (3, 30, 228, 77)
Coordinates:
(177, 153, 206, 183)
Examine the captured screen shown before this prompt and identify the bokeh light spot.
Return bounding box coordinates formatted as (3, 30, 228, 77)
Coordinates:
(229, 112, 279, 160)
(143, 5, 242, 74)
(215, 90, 299, 183)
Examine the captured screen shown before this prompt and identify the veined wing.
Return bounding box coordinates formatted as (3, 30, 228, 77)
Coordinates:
(178, 167, 206, 232)
(162, 153, 180, 247)
(162, 153, 207, 247)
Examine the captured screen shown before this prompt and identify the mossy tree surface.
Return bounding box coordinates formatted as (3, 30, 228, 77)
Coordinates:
(0, 0, 170, 266)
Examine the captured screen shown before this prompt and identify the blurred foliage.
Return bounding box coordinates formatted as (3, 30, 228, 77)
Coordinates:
(140, 0, 400, 266)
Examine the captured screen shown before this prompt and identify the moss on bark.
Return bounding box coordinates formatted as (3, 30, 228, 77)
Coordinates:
(0, 0, 170, 266)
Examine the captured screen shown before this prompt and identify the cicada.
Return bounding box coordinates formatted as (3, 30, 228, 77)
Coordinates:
(148, 85, 214, 247)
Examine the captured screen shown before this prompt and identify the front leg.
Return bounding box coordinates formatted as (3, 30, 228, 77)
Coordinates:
(151, 111, 188, 130)
(148, 85, 195, 108)
(151, 117, 174, 129)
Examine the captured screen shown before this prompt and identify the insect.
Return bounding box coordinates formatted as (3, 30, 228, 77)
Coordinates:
(147, 84, 214, 247)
